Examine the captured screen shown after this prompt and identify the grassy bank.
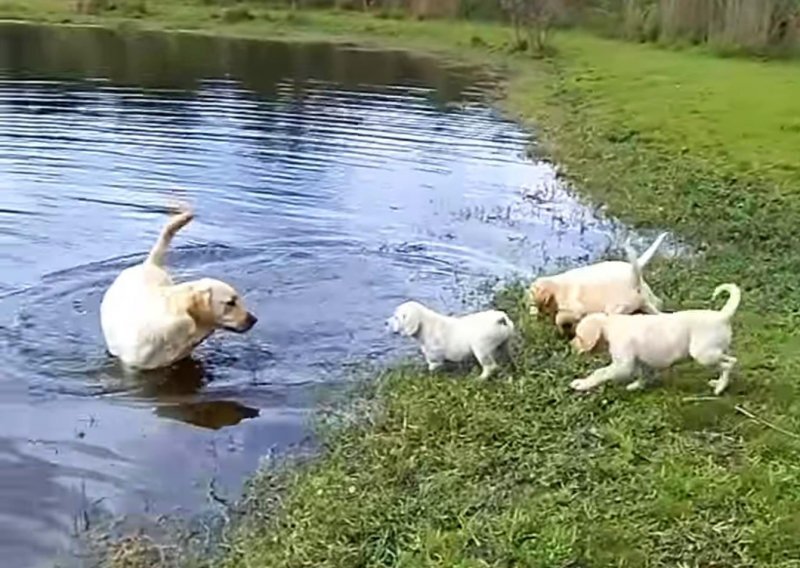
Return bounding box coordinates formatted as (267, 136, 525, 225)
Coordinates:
(218, 20, 800, 566)
(5, 3, 800, 567)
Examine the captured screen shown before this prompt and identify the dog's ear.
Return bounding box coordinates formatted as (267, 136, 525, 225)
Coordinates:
(572, 315, 605, 353)
(530, 279, 558, 319)
(555, 310, 578, 337)
(187, 286, 214, 326)
(399, 306, 422, 337)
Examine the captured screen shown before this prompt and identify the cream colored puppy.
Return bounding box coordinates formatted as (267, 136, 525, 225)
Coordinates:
(388, 301, 514, 379)
(570, 283, 741, 395)
(100, 208, 257, 370)
(529, 232, 667, 331)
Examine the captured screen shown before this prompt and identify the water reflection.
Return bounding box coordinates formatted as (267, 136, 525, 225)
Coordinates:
(156, 400, 261, 430)
(128, 357, 263, 429)
(0, 22, 480, 99)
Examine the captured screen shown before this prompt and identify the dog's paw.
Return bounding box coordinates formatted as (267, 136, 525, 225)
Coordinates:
(427, 362, 443, 373)
(712, 380, 730, 396)
(626, 379, 645, 391)
(570, 378, 593, 392)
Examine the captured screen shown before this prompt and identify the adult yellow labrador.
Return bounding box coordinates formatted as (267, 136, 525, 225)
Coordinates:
(100, 208, 257, 370)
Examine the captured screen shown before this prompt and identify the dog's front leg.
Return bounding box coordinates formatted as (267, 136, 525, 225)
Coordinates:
(427, 360, 444, 372)
(571, 359, 635, 392)
(475, 350, 498, 380)
(422, 345, 444, 373)
(626, 362, 655, 391)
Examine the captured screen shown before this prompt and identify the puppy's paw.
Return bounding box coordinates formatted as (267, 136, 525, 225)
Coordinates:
(570, 378, 594, 392)
(626, 379, 645, 391)
(712, 381, 730, 396)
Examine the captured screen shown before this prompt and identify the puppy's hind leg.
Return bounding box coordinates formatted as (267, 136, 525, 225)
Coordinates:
(691, 344, 736, 396)
(640, 282, 663, 314)
(145, 208, 194, 267)
(710, 354, 736, 396)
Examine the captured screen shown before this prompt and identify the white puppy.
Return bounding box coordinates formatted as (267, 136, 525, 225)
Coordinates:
(100, 209, 257, 370)
(570, 283, 741, 395)
(529, 232, 667, 331)
(388, 301, 514, 379)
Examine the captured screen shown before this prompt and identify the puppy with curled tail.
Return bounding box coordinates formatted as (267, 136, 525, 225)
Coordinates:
(100, 206, 258, 370)
(570, 283, 741, 395)
(387, 301, 515, 379)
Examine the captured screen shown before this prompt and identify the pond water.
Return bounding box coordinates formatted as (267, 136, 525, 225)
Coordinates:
(0, 22, 622, 566)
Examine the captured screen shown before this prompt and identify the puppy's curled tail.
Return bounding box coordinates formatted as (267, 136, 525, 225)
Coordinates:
(713, 283, 741, 320)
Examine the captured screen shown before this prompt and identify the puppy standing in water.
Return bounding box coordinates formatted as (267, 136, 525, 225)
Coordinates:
(388, 301, 514, 379)
(100, 208, 257, 370)
(570, 283, 741, 395)
(529, 232, 667, 332)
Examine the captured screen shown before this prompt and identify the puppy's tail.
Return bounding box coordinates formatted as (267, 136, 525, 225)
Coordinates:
(145, 208, 194, 267)
(636, 232, 668, 269)
(713, 283, 741, 320)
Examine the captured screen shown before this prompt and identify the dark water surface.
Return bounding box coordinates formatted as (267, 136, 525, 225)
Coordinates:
(0, 22, 620, 566)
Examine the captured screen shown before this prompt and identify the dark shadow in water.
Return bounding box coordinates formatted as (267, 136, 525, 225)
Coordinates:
(155, 400, 260, 430)
(124, 357, 262, 430)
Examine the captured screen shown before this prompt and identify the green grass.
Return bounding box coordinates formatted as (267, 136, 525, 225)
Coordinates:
(217, 21, 800, 566)
(6, 3, 800, 566)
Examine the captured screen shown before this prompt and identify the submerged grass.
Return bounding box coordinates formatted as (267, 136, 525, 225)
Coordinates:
(5, 2, 800, 566)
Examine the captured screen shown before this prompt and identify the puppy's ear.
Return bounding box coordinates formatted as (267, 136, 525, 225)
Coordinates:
(399, 307, 422, 337)
(572, 315, 605, 353)
(187, 286, 214, 326)
(555, 311, 578, 337)
(530, 280, 558, 319)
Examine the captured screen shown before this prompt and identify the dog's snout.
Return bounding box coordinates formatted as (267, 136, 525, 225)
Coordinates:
(234, 312, 257, 333)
